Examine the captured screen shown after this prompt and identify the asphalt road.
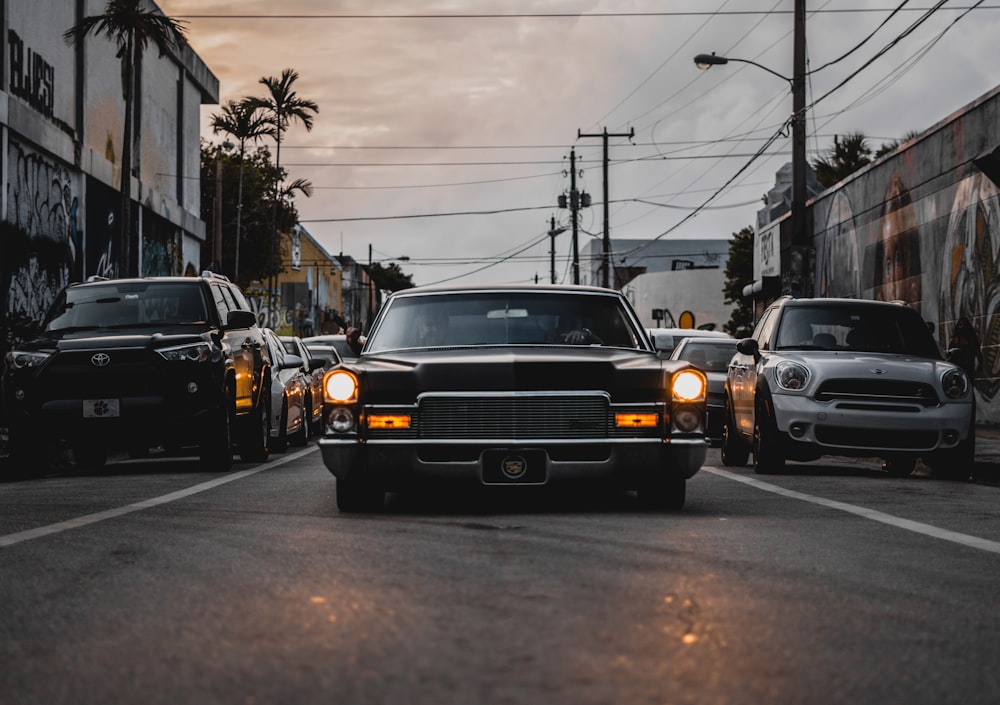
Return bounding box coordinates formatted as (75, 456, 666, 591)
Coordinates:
(2, 444, 999, 705)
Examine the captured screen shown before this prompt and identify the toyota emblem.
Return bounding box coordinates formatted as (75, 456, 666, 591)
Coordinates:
(91, 353, 111, 367)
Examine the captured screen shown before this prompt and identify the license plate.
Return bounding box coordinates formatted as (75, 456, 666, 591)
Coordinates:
(83, 399, 120, 418)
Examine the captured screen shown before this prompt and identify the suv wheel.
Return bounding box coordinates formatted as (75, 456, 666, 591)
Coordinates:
(753, 392, 785, 474)
(238, 393, 270, 463)
(199, 402, 234, 471)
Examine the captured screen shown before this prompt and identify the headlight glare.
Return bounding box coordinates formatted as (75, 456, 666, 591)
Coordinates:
(942, 367, 969, 399)
(672, 369, 706, 402)
(325, 369, 359, 403)
(775, 361, 809, 390)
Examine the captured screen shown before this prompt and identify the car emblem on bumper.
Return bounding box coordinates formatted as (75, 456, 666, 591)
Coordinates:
(501, 455, 527, 479)
(91, 353, 111, 367)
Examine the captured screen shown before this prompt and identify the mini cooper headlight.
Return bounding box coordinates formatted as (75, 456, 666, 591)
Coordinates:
(325, 369, 359, 403)
(775, 361, 810, 390)
(942, 367, 969, 399)
(157, 342, 214, 362)
(5, 350, 51, 370)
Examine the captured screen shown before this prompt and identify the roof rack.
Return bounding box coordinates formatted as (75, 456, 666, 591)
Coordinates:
(200, 270, 231, 282)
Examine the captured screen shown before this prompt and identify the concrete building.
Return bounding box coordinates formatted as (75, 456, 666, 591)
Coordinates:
(1, 0, 217, 348)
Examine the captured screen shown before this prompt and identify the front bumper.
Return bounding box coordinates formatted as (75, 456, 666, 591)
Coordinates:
(319, 435, 707, 489)
(770, 391, 973, 454)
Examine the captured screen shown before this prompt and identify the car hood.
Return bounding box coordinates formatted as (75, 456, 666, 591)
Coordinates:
(350, 346, 686, 403)
(17, 327, 215, 352)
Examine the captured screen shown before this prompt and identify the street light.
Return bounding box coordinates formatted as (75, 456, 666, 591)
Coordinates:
(694, 3, 809, 294)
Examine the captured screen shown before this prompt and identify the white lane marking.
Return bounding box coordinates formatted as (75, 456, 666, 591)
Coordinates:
(705, 467, 1000, 555)
(0, 446, 318, 548)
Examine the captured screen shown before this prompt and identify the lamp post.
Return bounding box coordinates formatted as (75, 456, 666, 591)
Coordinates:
(694, 0, 808, 294)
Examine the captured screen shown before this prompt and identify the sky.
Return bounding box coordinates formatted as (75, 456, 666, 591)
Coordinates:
(155, 0, 1000, 288)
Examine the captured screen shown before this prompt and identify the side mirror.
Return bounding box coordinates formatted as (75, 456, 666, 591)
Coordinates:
(736, 337, 760, 359)
(280, 353, 304, 370)
(308, 357, 327, 371)
(226, 309, 258, 330)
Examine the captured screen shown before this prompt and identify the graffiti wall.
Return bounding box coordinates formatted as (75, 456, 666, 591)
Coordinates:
(2, 140, 77, 331)
(812, 84, 1000, 420)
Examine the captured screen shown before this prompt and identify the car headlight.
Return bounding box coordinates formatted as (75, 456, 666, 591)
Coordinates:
(325, 369, 359, 403)
(5, 350, 51, 369)
(774, 361, 809, 390)
(942, 367, 969, 399)
(156, 342, 214, 362)
(672, 369, 706, 402)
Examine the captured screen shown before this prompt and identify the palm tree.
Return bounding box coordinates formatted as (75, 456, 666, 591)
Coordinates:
(811, 132, 873, 188)
(254, 69, 318, 307)
(64, 0, 187, 278)
(210, 98, 272, 282)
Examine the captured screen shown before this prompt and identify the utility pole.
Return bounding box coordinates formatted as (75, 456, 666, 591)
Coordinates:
(570, 149, 580, 285)
(548, 216, 566, 284)
(791, 0, 808, 273)
(578, 126, 634, 289)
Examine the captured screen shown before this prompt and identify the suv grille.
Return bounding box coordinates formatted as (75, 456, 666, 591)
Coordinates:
(40, 349, 158, 398)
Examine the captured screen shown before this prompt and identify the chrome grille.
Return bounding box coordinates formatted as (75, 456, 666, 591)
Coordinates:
(418, 394, 610, 439)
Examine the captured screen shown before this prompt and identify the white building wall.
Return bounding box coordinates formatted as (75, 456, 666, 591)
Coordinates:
(623, 268, 732, 330)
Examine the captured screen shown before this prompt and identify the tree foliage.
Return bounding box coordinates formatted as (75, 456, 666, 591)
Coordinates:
(722, 225, 755, 338)
(811, 131, 872, 189)
(368, 262, 415, 292)
(200, 141, 302, 288)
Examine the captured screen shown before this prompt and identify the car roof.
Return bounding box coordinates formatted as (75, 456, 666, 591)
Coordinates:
(389, 284, 621, 297)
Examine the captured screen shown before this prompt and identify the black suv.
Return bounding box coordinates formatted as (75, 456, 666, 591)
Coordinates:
(2, 272, 271, 474)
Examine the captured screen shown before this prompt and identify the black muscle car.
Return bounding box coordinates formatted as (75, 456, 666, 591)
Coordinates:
(319, 285, 708, 511)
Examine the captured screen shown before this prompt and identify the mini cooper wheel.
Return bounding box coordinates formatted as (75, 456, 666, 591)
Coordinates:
(753, 392, 785, 474)
(721, 395, 750, 466)
(336, 475, 385, 513)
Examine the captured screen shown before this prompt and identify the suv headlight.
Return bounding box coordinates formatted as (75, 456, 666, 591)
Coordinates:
(5, 350, 51, 370)
(942, 367, 969, 399)
(774, 361, 809, 390)
(157, 342, 215, 363)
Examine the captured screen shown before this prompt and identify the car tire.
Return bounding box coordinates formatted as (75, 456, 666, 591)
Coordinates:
(721, 395, 750, 466)
(753, 392, 785, 474)
(272, 397, 289, 453)
(637, 474, 686, 511)
(199, 402, 233, 472)
(336, 475, 384, 513)
(290, 400, 309, 447)
(238, 393, 271, 463)
(882, 455, 916, 477)
(927, 425, 975, 481)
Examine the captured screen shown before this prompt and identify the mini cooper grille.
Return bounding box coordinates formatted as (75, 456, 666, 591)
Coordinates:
(815, 426, 938, 450)
(418, 395, 611, 439)
(814, 379, 939, 406)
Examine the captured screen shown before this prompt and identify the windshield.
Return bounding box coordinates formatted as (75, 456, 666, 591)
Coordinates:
(366, 292, 645, 353)
(45, 282, 211, 332)
(775, 304, 940, 358)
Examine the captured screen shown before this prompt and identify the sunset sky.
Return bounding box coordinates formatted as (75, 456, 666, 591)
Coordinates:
(155, 0, 1000, 287)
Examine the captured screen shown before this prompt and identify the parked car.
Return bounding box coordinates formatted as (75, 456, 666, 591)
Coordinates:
(318, 285, 709, 512)
(2, 272, 271, 474)
(670, 336, 739, 443)
(264, 329, 310, 452)
(303, 334, 356, 362)
(279, 335, 326, 432)
(722, 296, 975, 478)
(301, 339, 344, 371)
(647, 327, 731, 358)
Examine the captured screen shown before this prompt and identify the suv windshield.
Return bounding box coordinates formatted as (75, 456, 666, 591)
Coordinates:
(367, 292, 644, 352)
(45, 282, 210, 332)
(775, 304, 940, 358)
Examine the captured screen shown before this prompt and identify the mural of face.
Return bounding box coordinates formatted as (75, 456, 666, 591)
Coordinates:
(874, 171, 921, 308)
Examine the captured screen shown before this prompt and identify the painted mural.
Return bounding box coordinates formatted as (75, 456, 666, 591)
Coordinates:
(812, 124, 1000, 421)
(2, 140, 76, 347)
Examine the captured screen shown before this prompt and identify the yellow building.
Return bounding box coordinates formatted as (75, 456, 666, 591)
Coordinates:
(272, 225, 344, 336)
